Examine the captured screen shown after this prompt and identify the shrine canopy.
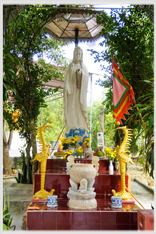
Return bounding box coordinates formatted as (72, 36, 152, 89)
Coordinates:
(44, 7, 103, 46)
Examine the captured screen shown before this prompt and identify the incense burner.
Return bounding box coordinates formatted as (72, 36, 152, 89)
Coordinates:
(67, 155, 99, 209)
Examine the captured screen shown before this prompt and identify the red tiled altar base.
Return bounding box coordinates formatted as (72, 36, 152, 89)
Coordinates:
(30, 158, 134, 231)
(26, 198, 139, 230)
(33, 170, 129, 199)
(39, 159, 116, 173)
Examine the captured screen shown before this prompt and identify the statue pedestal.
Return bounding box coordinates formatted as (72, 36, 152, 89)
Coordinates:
(68, 190, 97, 209)
(65, 128, 89, 146)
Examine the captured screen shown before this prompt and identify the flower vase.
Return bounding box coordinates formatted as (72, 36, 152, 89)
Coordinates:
(109, 161, 114, 174)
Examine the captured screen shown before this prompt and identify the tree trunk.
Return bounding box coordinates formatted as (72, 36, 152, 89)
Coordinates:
(29, 118, 38, 173)
(26, 138, 32, 184)
(3, 126, 13, 176)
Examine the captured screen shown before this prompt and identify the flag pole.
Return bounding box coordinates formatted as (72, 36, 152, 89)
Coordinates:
(109, 41, 126, 79)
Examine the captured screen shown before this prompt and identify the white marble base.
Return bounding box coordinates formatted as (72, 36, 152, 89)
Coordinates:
(68, 198, 97, 209)
(67, 190, 97, 209)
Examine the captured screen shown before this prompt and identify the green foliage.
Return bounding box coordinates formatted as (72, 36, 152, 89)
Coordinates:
(101, 88, 112, 113)
(3, 190, 16, 230)
(89, 5, 154, 104)
(88, 5, 154, 175)
(87, 100, 101, 150)
(15, 148, 33, 184)
(104, 112, 116, 148)
(37, 95, 65, 143)
(134, 78, 154, 177)
(3, 5, 69, 166)
(3, 5, 68, 122)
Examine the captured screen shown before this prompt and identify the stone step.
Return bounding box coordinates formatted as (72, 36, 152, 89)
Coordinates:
(4, 183, 33, 196)
(8, 195, 32, 212)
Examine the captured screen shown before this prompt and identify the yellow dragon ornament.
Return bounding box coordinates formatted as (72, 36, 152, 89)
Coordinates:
(112, 125, 134, 200)
(31, 124, 55, 199)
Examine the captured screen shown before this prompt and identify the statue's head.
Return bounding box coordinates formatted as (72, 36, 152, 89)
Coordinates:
(73, 46, 83, 63)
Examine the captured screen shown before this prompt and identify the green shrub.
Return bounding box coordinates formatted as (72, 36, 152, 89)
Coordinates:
(3, 190, 16, 230)
(15, 149, 32, 184)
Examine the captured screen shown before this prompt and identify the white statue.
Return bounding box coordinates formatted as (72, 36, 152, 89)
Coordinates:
(63, 46, 89, 138)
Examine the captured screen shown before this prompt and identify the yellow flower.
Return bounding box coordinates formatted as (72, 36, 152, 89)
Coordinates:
(105, 147, 111, 153)
(64, 153, 68, 159)
(65, 139, 70, 144)
(77, 146, 83, 152)
(87, 142, 90, 147)
(105, 147, 116, 161)
(48, 120, 53, 123)
(61, 138, 65, 143)
(85, 138, 90, 141)
(74, 135, 79, 141)
(64, 150, 73, 159)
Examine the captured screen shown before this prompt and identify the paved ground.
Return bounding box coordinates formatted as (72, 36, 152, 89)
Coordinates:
(130, 180, 154, 209)
(127, 162, 154, 209)
(3, 178, 33, 230)
(3, 163, 155, 231)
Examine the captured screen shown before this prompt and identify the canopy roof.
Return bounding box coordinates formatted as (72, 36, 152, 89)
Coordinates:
(44, 8, 103, 43)
(3, 6, 103, 44)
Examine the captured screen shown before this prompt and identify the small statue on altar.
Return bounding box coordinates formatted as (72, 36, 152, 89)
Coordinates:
(63, 46, 89, 145)
(79, 178, 87, 194)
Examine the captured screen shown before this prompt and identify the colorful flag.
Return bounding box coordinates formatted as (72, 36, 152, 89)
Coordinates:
(112, 59, 136, 124)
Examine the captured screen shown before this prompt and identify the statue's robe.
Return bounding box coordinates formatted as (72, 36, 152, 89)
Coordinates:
(63, 61, 89, 145)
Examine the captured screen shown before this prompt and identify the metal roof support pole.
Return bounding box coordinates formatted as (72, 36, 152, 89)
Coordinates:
(100, 105, 104, 152)
(41, 107, 43, 126)
(75, 28, 78, 47)
(3, 9, 7, 131)
(89, 73, 93, 148)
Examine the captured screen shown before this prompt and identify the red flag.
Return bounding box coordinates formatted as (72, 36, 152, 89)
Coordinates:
(112, 59, 136, 124)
